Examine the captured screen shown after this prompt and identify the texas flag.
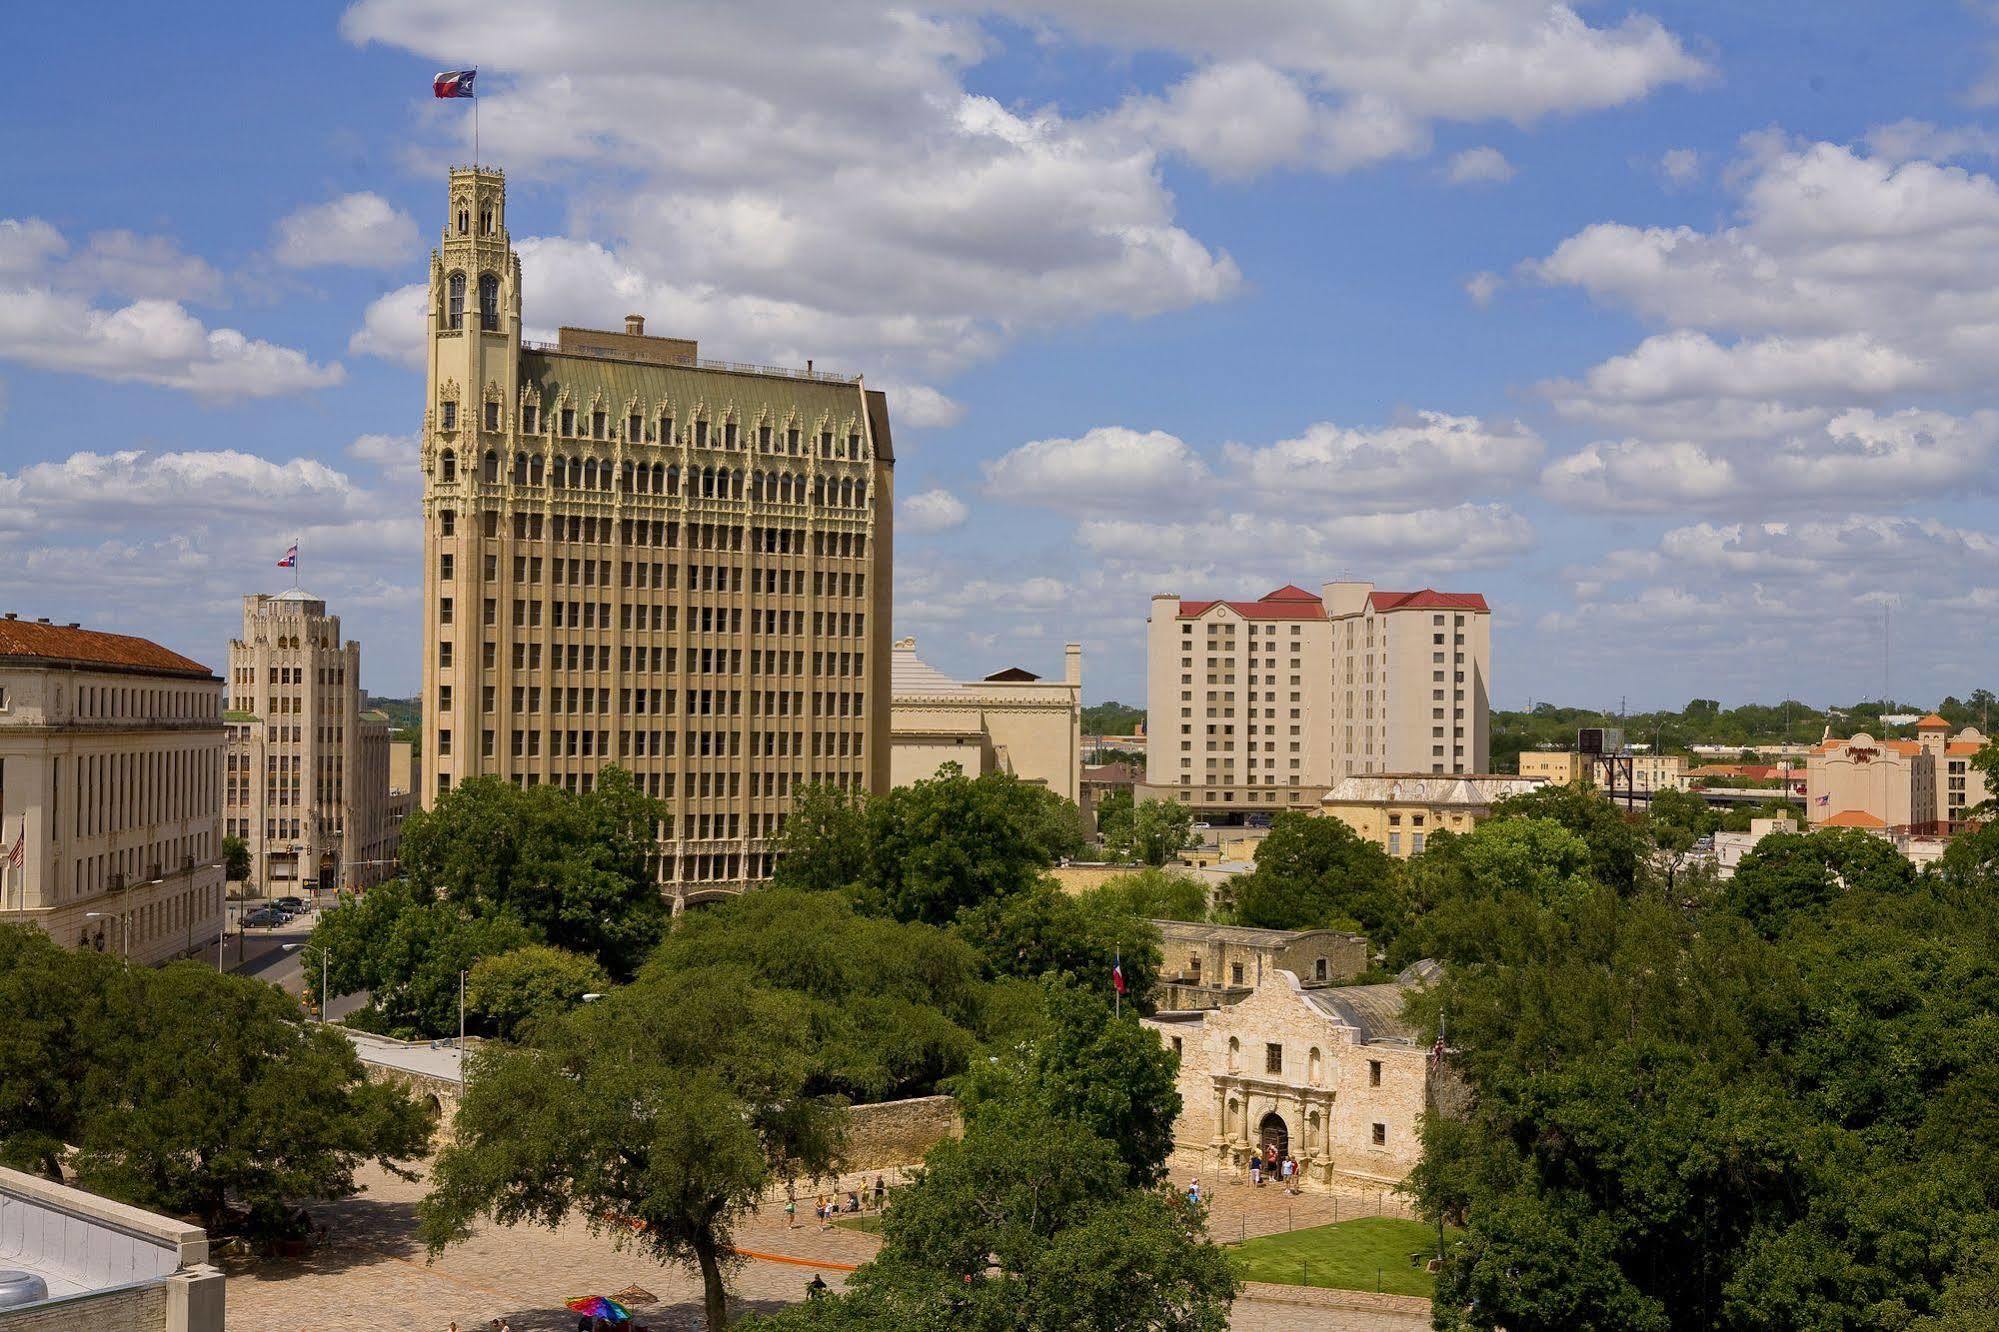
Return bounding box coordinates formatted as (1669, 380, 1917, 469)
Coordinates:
(1112, 952, 1127, 996)
(434, 69, 477, 98)
(277, 543, 298, 569)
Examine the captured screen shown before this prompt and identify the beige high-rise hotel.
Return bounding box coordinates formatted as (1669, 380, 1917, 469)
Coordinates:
(418, 166, 894, 904)
(224, 590, 408, 896)
(1141, 582, 1491, 818)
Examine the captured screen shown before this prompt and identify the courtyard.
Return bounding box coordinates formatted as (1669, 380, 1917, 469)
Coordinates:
(225, 1153, 1431, 1331)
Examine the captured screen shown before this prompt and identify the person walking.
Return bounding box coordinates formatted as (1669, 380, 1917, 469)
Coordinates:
(1249, 1154, 1262, 1188)
(873, 1174, 886, 1211)
(785, 1196, 797, 1228)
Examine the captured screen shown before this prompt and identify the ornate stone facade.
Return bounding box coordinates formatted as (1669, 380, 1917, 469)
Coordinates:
(417, 166, 895, 904)
(1146, 963, 1437, 1187)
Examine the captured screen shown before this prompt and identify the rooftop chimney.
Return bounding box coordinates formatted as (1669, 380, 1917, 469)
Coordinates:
(625, 314, 645, 336)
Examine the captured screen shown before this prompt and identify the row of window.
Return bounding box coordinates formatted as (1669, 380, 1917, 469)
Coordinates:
(437, 398, 870, 464)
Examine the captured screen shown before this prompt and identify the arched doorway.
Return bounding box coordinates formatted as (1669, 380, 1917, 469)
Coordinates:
(1259, 1111, 1289, 1161)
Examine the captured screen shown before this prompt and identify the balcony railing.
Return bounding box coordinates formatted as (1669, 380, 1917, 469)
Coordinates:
(519, 339, 859, 384)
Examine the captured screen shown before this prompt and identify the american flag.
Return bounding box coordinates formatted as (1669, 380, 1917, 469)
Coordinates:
(434, 69, 477, 99)
(277, 543, 297, 569)
(7, 825, 23, 871)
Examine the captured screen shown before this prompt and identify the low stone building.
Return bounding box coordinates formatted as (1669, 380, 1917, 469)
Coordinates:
(1147, 961, 1440, 1188)
(1317, 772, 1543, 859)
(0, 1165, 222, 1329)
(1152, 919, 1369, 1009)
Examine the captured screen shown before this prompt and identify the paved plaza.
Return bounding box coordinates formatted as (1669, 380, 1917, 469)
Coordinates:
(224, 1152, 1430, 1331)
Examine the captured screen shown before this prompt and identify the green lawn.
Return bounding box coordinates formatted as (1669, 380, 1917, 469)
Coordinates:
(1226, 1216, 1452, 1298)
(831, 1214, 886, 1234)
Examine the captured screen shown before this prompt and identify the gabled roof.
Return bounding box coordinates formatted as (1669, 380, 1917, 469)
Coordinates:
(1824, 809, 1888, 828)
(984, 666, 1040, 682)
(890, 640, 970, 696)
(0, 618, 213, 679)
(1917, 713, 1951, 730)
(1178, 584, 1327, 620)
(1368, 589, 1490, 613)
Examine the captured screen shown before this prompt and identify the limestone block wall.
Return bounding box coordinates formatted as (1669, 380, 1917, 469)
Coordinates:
(839, 1095, 961, 1170)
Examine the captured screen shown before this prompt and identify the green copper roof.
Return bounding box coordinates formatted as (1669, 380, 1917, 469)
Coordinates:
(516, 351, 895, 463)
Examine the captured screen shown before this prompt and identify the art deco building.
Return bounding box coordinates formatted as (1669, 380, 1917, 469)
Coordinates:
(223, 590, 406, 896)
(0, 615, 225, 965)
(1141, 582, 1491, 819)
(418, 166, 894, 904)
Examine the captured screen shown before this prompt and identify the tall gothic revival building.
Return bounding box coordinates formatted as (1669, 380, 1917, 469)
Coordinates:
(419, 167, 894, 905)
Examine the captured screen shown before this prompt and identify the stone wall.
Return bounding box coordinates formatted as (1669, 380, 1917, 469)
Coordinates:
(0, 1283, 166, 1332)
(1050, 863, 1142, 894)
(840, 1096, 961, 1170)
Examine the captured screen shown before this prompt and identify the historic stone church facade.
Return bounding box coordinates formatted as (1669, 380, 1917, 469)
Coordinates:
(1145, 962, 1438, 1187)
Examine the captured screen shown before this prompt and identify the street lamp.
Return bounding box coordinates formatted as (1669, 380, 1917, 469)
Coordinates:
(83, 911, 129, 960)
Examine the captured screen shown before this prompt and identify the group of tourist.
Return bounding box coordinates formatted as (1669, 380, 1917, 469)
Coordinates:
(784, 1174, 889, 1228)
(1248, 1144, 1302, 1194)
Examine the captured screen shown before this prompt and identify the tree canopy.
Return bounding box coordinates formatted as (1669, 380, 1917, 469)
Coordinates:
(1409, 819, 1999, 1331)
(775, 768, 1086, 926)
(1228, 811, 1400, 937)
(0, 926, 432, 1237)
(422, 965, 845, 1332)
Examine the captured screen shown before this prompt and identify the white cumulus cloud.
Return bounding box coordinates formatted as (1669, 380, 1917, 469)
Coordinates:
(274, 192, 420, 269)
(899, 488, 970, 534)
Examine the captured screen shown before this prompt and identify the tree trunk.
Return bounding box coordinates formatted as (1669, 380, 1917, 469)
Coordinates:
(693, 1230, 728, 1331)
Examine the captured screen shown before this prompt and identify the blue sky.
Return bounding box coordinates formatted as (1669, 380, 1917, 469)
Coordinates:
(6, 2, 1999, 712)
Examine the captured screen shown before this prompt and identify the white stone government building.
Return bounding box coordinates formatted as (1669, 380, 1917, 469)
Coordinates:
(0, 616, 226, 965)
(1146, 961, 1441, 1187)
(888, 638, 1082, 802)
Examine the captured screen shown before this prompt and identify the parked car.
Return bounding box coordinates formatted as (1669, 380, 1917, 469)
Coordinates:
(274, 895, 308, 915)
(242, 907, 287, 928)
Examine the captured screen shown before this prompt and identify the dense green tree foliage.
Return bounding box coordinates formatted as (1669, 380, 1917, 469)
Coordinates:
(1100, 793, 1195, 866)
(1081, 700, 1146, 735)
(1228, 811, 1400, 936)
(644, 888, 982, 1101)
(1087, 866, 1210, 922)
(749, 1095, 1233, 1332)
(464, 944, 608, 1042)
(1094, 787, 1134, 847)
(775, 768, 1085, 926)
(0, 926, 120, 1176)
(308, 767, 672, 1037)
(423, 966, 843, 1332)
(1410, 816, 1999, 1331)
(0, 926, 431, 1236)
(397, 768, 669, 976)
(954, 883, 1162, 1011)
(221, 834, 250, 884)
(1487, 782, 1646, 894)
(955, 983, 1182, 1187)
(309, 880, 536, 1039)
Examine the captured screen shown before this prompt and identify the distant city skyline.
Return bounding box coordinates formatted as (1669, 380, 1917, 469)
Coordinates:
(6, 4, 1999, 710)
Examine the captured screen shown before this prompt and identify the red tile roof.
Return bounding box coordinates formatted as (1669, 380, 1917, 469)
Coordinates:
(1948, 741, 1984, 756)
(1916, 713, 1950, 730)
(1824, 809, 1888, 828)
(1368, 589, 1490, 613)
(1178, 584, 1328, 620)
(0, 618, 214, 678)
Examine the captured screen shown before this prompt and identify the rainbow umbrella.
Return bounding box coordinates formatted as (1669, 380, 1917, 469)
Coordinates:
(565, 1295, 631, 1321)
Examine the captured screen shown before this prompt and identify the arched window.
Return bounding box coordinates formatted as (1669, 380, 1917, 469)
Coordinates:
(855, 480, 867, 508)
(1308, 1047, 1324, 1086)
(446, 273, 465, 329)
(478, 274, 500, 331)
(731, 469, 744, 499)
(652, 462, 665, 493)
(482, 451, 499, 484)
(813, 477, 826, 506)
(457, 207, 469, 235)
(440, 449, 456, 482)
(479, 207, 493, 235)
(583, 459, 598, 491)
(513, 452, 529, 484)
(530, 455, 544, 485)
(666, 465, 680, 496)
(1227, 1037, 1241, 1074)
(568, 457, 582, 488)
(621, 462, 634, 493)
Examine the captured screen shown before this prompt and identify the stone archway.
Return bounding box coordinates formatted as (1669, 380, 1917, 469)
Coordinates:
(1258, 1111, 1289, 1161)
